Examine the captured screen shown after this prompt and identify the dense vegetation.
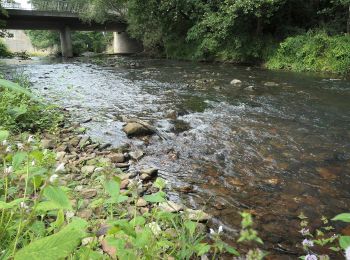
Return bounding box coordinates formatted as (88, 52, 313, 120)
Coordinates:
(65, 0, 350, 75)
(26, 30, 113, 55)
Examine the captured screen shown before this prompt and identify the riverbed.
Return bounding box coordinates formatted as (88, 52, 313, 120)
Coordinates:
(2, 56, 350, 257)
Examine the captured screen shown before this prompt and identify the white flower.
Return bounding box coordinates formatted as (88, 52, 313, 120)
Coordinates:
(55, 163, 65, 173)
(299, 228, 310, 236)
(302, 239, 314, 247)
(20, 202, 29, 209)
(27, 135, 35, 143)
(65, 211, 75, 219)
(2, 140, 7, 146)
(210, 228, 215, 235)
(5, 146, 12, 153)
(305, 254, 317, 260)
(49, 174, 59, 183)
(4, 166, 13, 174)
(345, 247, 350, 260)
(17, 143, 24, 150)
(218, 225, 223, 234)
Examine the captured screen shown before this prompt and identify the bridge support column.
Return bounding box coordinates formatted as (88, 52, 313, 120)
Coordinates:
(60, 26, 73, 58)
(113, 32, 143, 54)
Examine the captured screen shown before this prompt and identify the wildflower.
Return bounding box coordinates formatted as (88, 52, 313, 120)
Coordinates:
(55, 163, 65, 173)
(345, 247, 350, 260)
(65, 211, 75, 219)
(20, 202, 29, 209)
(305, 254, 317, 260)
(27, 135, 35, 143)
(302, 239, 314, 247)
(17, 143, 24, 150)
(210, 226, 223, 235)
(49, 174, 59, 183)
(5, 146, 12, 153)
(4, 166, 13, 174)
(299, 228, 310, 236)
(31, 160, 35, 166)
(2, 140, 7, 146)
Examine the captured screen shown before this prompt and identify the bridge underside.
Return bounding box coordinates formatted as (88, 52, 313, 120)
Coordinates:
(1, 9, 142, 57)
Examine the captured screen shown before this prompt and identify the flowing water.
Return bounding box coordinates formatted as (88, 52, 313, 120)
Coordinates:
(2, 56, 350, 257)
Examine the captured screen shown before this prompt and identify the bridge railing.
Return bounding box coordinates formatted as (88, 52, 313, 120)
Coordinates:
(1, 0, 83, 13)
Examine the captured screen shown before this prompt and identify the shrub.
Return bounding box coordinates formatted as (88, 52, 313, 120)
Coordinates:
(0, 39, 12, 58)
(266, 32, 350, 75)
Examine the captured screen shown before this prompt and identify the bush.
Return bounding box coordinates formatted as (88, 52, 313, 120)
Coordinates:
(0, 74, 62, 133)
(266, 32, 350, 75)
(0, 39, 12, 58)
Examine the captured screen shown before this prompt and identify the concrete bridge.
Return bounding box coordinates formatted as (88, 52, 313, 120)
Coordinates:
(1, 2, 143, 57)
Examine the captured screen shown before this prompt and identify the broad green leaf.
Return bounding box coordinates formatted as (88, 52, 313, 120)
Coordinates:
(332, 213, 350, 223)
(184, 221, 197, 237)
(104, 180, 120, 199)
(8, 105, 28, 118)
(12, 152, 27, 169)
(43, 186, 72, 210)
(0, 198, 25, 210)
(223, 243, 240, 256)
(0, 78, 37, 100)
(153, 177, 166, 190)
(36, 201, 61, 212)
(194, 243, 211, 256)
(339, 236, 350, 249)
(130, 216, 146, 227)
(0, 130, 9, 142)
(144, 191, 166, 203)
(134, 228, 152, 247)
(15, 219, 87, 260)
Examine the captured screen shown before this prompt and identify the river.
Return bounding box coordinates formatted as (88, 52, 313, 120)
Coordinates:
(2, 56, 350, 258)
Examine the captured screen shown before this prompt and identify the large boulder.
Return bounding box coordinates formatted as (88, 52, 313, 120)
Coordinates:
(122, 122, 154, 137)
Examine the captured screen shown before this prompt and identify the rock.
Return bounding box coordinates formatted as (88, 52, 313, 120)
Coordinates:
(101, 239, 117, 258)
(56, 151, 66, 161)
(140, 168, 158, 177)
(94, 167, 104, 173)
(185, 209, 211, 222)
(120, 179, 129, 189)
(115, 163, 129, 168)
(77, 209, 93, 219)
(264, 81, 279, 87)
(69, 137, 81, 147)
(122, 122, 154, 137)
(140, 174, 151, 181)
(79, 137, 91, 148)
(41, 139, 55, 149)
(244, 86, 255, 91)
(81, 165, 96, 175)
(159, 201, 183, 213)
(136, 198, 147, 207)
(109, 153, 125, 163)
(82, 237, 94, 246)
(166, 110, 178, 120)
(230, 79, 242, 86)
(176, 185, 194, 193)
(129, 150, 144, 160)
(81, 189, 97, 199)
(140, 207, 149, 214)
(147, 222, 161, 236)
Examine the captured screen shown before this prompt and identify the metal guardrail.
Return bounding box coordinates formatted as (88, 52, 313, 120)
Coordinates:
(1, 0, 82, 13)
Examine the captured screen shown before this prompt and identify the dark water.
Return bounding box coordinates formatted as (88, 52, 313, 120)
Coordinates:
(2, 56, 350, 257)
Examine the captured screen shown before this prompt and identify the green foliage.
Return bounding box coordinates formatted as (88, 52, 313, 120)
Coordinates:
(267, 32, 350, 75)
(0, 74, 62, 133)
(26, 30, 113, 55)
(0, 39, 11, 57)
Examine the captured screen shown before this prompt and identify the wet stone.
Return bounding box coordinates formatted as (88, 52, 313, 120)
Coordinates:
(159, 201, 183, 213)
(109, 153, 125, 163)
(81, 189, 97, 199)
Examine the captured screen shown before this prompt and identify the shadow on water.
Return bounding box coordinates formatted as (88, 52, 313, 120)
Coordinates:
(2, 55, 350, 257)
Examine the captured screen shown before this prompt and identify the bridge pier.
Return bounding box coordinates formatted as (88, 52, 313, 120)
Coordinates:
(60, 26, 73, 58)
(113, 32, 143, 54)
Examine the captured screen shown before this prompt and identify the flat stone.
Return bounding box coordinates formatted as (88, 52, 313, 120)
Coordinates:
(159, 201, 183, 213)
(264, 81, 279, 87)
(81, 189, 97, 199)
(77, 209, 93, 219)
(109, 153, 125, 163)
(69, 137, 81, 147)
(101, 239, 117, 258)
(140, 207, 149, 214)
(136, 198, 147, 207)
(56, 151, 66, 161)
(41, 139, 55, 149)
(185, 209, 211, 222)
(120, 179, 129, 189)
(115, 163, 129, 168)
(81, 165, 96, 174)
(140, 173, 151, 181)
(129, 150, 144, 160)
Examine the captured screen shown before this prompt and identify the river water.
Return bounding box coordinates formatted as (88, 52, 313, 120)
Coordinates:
(2, 56, 350, 257)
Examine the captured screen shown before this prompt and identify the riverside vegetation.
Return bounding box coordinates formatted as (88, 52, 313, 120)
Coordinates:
(0, 73, 350, 259)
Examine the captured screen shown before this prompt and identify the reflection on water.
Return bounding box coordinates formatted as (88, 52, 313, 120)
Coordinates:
(2, 56, 350, 256)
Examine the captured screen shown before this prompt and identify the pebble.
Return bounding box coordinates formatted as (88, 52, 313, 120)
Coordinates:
(136, 198, 148, 207)
(81, 165, 96, 174)
(159, 201, 183, 213)
(81, 189, 97, 199)
(129, 150, 144, 160)
(41, 139, 55, 149)
(109, 153, 125, 163)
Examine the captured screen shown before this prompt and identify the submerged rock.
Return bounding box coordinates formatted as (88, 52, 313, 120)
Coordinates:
(264, 81, 279, 87)
(230, 79, 242, 86)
